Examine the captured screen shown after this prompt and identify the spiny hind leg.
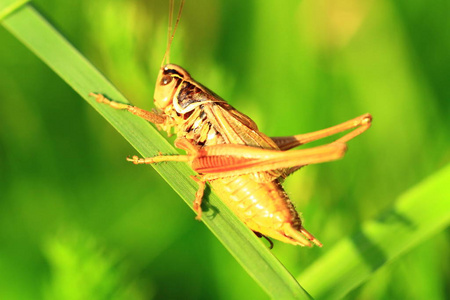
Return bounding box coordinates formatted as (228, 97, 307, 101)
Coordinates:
(271, 113, 372, 150)
(89, 93, 166, 124)
(192, 143, 347, 180)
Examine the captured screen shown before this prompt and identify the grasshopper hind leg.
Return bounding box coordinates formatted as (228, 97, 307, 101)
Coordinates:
(271, 113, 372, 151)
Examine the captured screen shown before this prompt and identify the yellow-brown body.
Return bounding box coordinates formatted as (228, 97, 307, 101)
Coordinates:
(149, 64, 322, 246)
(93, 62, 371, 247)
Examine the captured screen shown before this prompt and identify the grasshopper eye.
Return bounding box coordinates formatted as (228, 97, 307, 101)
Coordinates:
(161, 75, 173, 85)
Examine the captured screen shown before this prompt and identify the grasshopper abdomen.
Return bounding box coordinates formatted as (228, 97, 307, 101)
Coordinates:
(210, 175, 322, 247)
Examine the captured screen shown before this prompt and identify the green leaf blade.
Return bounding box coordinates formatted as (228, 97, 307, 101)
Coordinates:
(299, 164, 450, 300)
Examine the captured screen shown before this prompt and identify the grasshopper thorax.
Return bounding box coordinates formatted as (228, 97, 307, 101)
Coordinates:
(154, 64, 191, 110)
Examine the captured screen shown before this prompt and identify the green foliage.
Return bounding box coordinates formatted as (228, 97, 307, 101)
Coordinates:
(44, 231, 147, 300)
(0, 0, 449, 299)
(300, 164, 450, 299)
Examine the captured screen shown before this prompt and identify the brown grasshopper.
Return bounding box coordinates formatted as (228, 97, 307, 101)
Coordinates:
(90, 0, 372, 247)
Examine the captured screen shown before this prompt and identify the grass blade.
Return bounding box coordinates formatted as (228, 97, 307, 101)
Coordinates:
(298, 163, 450, 299)
(0, 3, 311, 299)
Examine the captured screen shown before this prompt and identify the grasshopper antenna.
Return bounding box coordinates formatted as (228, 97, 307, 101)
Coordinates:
(161, 0, 185, 68)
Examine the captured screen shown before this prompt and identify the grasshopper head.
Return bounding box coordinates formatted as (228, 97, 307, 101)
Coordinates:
(154, 64, 190, 110)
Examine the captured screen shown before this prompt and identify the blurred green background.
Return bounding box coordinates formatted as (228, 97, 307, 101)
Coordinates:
(0, 0, 449, 299)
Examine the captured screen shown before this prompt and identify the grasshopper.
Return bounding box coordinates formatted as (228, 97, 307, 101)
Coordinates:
(90, 0, 372, 247)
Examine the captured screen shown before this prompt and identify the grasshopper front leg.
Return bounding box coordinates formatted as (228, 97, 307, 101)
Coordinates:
(90, 93, 167, 125)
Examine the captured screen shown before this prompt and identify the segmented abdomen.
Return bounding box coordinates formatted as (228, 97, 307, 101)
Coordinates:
(209, 174, 306, 245)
